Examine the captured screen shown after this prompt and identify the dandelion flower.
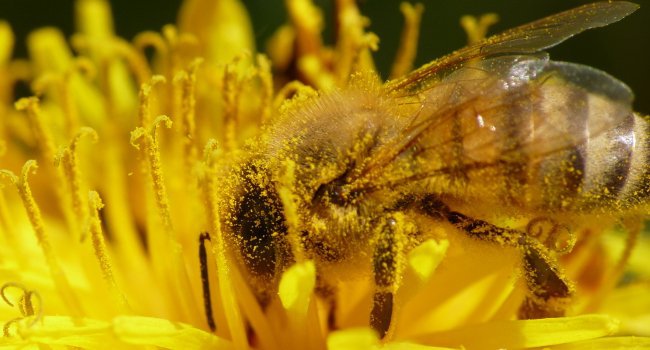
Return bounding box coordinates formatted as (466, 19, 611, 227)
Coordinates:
(0, 0, 649, 349)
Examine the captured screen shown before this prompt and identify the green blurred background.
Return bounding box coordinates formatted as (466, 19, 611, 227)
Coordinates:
(0, 0, 648, 112)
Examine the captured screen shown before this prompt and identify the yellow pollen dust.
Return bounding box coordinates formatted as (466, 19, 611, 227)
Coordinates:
(0, 0, 647, 349)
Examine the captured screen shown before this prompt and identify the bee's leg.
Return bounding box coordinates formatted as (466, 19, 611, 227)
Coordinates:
(420, 195, 573, 319)
(307, 235, 343, 331)
(518, 238, 573, 318)
(370, 216, 403, 339)
(314, 277, 338, 330)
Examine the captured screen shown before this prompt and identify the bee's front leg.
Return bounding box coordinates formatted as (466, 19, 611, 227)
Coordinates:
(420, 195, 574, 319)
(370, 214, 410, 339)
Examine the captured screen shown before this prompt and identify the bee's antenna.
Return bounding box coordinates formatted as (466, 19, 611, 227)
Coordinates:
(199, 232, 216, 332)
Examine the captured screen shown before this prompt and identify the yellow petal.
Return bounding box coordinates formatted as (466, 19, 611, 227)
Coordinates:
(400, 234, 521, 335)
(278, 260, 323, 349)
(599, 283, 650, 336)
(27, 28, 105, 127)
(75, 0, 114, 41)
(602, 231, 650, 280)
(112, 315, 232, 349)
(327, 327, 379, 350)
(27, 28, 73, 74)
(17, 316, 119, 349)
(278, 260, 316, 313)
(549, 336, 650, 350)
(75, 0, 137, 119)
(0, 21, 14, 65)
(414, 314, 620, 350)
(177, 0, 255, 64)
(383, 342, 459, 350)
(407, 239, 448, 281)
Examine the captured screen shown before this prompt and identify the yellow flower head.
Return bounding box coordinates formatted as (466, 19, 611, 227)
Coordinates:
(0, 0, 649, 349)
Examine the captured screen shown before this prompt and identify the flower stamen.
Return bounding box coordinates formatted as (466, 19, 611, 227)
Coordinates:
(277, 159, 305, 263)
(333, 0, 379, 84)
(133, 31, 168, 76)
(0, 183, 10, 237)
(110, 38, 152, 87)
(460, 13, 500, 45)
(389, 3, 425, 79)
(88, 190, 131, 312)
(255, 54, 273, 124)
(14, 97, 56, 164)
(174, 58, 203, 174)
(286, 0, 325, 60)
(137, 75, 165, 128)
(55, 127, 99, 241)
(132, 115, 202, 324)
(1, 282, 43, 337)
(0, 162, 83, 318)
(162, 25, 199, 73)
(131, 115, 174, 233)
(222, 53, 249, 151)
(273, 80, 316, 112)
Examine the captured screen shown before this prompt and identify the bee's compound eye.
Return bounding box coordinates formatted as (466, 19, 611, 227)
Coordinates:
(314, 183, 344, 205)
(331, 186, 343, 200)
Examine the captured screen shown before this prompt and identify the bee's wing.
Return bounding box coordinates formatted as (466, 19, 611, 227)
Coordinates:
(387, 1, 638, 93)
(380, 55, 635, 185)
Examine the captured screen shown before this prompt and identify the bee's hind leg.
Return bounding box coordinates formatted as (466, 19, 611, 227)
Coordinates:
(420, 195, 574, 319)
(518, 237, 574, 318)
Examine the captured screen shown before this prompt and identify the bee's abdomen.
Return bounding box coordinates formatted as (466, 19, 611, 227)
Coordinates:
(529, 105, 649, 212)
(459, 80, 649, 213)
(572, 112, 650, 210)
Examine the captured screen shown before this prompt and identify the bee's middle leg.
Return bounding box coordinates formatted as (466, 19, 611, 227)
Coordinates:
(420, 195, 574, 319)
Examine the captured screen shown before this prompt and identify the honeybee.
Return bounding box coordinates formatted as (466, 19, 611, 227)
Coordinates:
(216, 1, 648, 338)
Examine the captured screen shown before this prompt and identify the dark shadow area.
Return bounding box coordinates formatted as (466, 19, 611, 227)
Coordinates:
(0, 0, 647, 112)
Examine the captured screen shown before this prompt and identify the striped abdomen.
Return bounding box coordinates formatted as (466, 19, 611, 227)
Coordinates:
(531, 110, 650, 211)
(412, 59, 650, 213)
